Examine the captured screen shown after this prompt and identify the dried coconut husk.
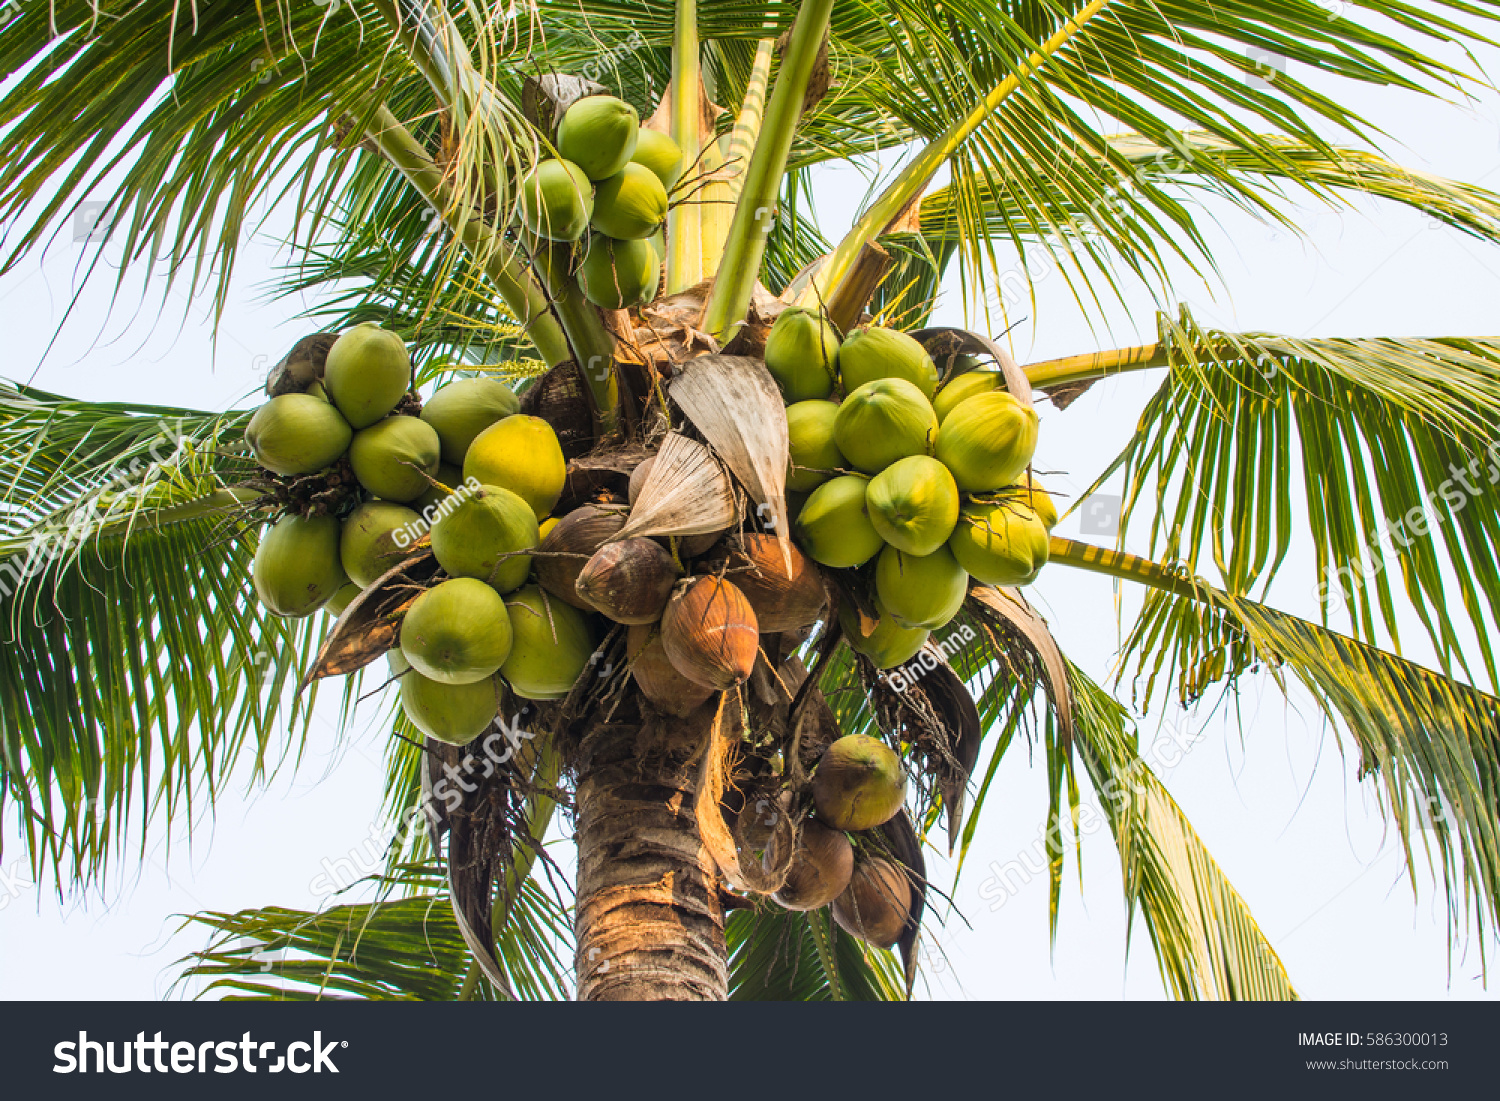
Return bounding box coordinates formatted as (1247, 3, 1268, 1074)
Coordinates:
(575, 537, 680, 624)
(660, 575, 759, 690)
(627, 456, 653, 505)
(717, 533, 826, 633)
(694, 692, 796, 894)
(534, 503, 629, 609)
(611, 432, 737, 542)
(832, 855, 912, 948)
(626, 623, 713, 717)
(669, 354, 793, 576)
(768, 818, 854, 911)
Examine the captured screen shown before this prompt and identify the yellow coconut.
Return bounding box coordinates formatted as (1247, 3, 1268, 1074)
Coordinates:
(793, 474, 884, 569)
(764, 307, 840, 402)
(557, 95, 640, 181)
(244, 393, 352, 476)
(630, 127, 684, 189)
(838, 326, 939, 398)
(947, 499, 1050, 586)
(349, 416, 442, 503)
(832, 378, 938, 474)
(252, 513, 347, 618)
(1019, 474, 1060, 530)
(865, 454, 959, 556)
(401, 670, 504, 747)
(463, 414, 567, 521)
(502, 585, 597, 700)
(874, 544, 969, 630)
(785, 400, 846, 492)
(933, 369, 1004, 423)
(590, 163, 669, 240)
(400, 577, 513, 685)
(934, 390, 1040, 492)
(323, 322, 412, 429)
(429, 483, 540, 594)
(420, 377, 520, 465)
(838, 599, 929, 670)
(340, 501, 426, 588)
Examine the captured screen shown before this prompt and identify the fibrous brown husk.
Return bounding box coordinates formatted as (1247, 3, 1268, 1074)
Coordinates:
(626, 623, 713, 717)
(718, 534, 825, 633)
(575, 537, 680, 624)
(612, 432, 737, 542)
(831, 855, 912, 949)
(660, 575, 759, 690)
(767, 818, 853, 911)
(264, 333, 338, 397)
(535, 503, 629, 609)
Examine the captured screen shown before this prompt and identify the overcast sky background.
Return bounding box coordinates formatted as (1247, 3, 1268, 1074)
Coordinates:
(4, 20, 1500, 1000)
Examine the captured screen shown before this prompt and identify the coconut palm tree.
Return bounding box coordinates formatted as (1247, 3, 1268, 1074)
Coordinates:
(4, 0, 1500, 1001)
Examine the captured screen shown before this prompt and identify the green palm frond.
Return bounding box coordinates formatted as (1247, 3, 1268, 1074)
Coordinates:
(1056, 537, 1500, 946)
(1067, 309, 1500, 691)
(0, 385, 327, 887)
(1060, 662, 1298, 1000)
(727, 904, 905, 1000)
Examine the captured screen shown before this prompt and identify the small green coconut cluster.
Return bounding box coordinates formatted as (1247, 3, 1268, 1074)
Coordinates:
(763, 309, 1059, 671)
(762, 732, 914, 949)
(519, 95, 683, 310)
(243, 323, 601, 746)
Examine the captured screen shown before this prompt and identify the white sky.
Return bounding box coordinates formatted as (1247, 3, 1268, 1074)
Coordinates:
(3, 23, 1500, 1000)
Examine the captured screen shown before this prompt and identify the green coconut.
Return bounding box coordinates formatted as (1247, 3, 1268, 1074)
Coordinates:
(865, 454, 959, 556)
(838, 598, 929, 670)
(933, 369, 1005, 423)
(838, 326, 939, 398)
(463, 414, 566, 520)
(577, 234, 659, 309)
(934, 390, 1040, 492)
(875, 544, 968, 630)
(812, 733, 907, 831)
(502, 585, 596, 700)
(948, 499, 1050, 586)
(400, 577, 514, 685)
(244, 393, 353, 476)
(557, 95, 640, 181)
(764, 307, 840, 402)
(349, 415, 442, 503)
(590, 163, 669, 240)
(420, 378, 520, 465)
(252, 513, 347, 618)
(630, 127, 684, 189)
(794, 475, 884, 569)
(415, 463, 466, 514)
(519, 158, 594, 242)
(401, 670, 504, 746)
(429, 484, 540, 594)
(832, 378, 938, 474)
(324, 582, 360, 618)
(341, 501, 426, 588)
(786, 400, 846, 493)
(1023, 476, 1060, 530)
(323, 322, 412, 429)
(387, 648, 411, 677)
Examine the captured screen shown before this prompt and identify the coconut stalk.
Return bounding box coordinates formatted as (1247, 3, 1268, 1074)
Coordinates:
(796, 0, 1113, 314)
(364, 107, 571, 368)
(1025, 343, 1170, 388)
(526, 240, 620, 431)
(697, 37, 776, 269)
(666, 0, 704, 292)
(699, 0, 836, 343)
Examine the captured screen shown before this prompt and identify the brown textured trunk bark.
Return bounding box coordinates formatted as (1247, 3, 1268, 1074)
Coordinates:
(573, 701, 728, 1001)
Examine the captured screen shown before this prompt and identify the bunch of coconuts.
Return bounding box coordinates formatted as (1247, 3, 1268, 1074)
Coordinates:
(767, 309, 1061, 671)
(520, 94, 682, 309)
(244, 322, 598, 746)
(760, 733, 915, 949)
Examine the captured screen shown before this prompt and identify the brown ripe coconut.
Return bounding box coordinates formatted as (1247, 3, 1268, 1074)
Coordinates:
(832, 856, 912, 948)
(766, 819, 854, 911)
(660, 576, 759, 690)
(627, 623, 714, 717)
(720, 534, 826, 634)
(534, 502, 629, 609)
(812, 734, 906, 831)
(575, 537, 680, 624)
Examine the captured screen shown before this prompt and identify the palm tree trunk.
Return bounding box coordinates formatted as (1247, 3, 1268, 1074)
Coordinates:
(573, 703, 728, 1000)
